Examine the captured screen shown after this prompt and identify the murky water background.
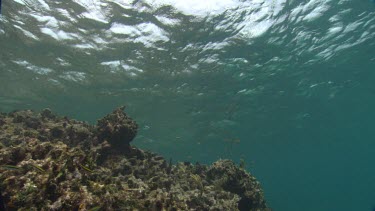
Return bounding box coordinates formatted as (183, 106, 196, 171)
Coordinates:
(1, 0, 375, 210)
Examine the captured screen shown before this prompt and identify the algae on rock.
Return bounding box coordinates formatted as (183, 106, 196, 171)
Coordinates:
(0, 107, 269, 211)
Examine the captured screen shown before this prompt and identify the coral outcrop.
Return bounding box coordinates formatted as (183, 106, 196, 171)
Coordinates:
(0, 107, 269, 211)
(96, 106, 138, 151)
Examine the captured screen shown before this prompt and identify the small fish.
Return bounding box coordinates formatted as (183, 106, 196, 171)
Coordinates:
(88, 206, 101, 211)
(56, 171, 64, 178)
(78, 164, 93, 173)
(30, 164, 45, 172)
(1, 165, 21, 170)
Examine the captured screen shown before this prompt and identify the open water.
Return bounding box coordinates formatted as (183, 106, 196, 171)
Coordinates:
(1, 0, 375, 210)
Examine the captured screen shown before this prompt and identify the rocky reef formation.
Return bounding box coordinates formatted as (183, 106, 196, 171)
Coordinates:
(0, 107, 269, 211)
(96, 106, 138, 151)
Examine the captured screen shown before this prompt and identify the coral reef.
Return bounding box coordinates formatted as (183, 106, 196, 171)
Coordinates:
(0, 107, 269, 211)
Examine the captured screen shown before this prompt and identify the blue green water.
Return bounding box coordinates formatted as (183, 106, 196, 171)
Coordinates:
(1, 0, 375, 210)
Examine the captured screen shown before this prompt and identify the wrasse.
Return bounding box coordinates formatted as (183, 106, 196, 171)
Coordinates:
(78, 163, 94, 173)
(88, 206, 101, 211)
(0, 165, 21, 170)
(30, 164, 45, 172)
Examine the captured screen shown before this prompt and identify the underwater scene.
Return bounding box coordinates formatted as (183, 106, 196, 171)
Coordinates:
(0, 0, 375, 210)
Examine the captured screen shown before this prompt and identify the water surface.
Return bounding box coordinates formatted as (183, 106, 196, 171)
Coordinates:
(1, 0, 375, 210)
